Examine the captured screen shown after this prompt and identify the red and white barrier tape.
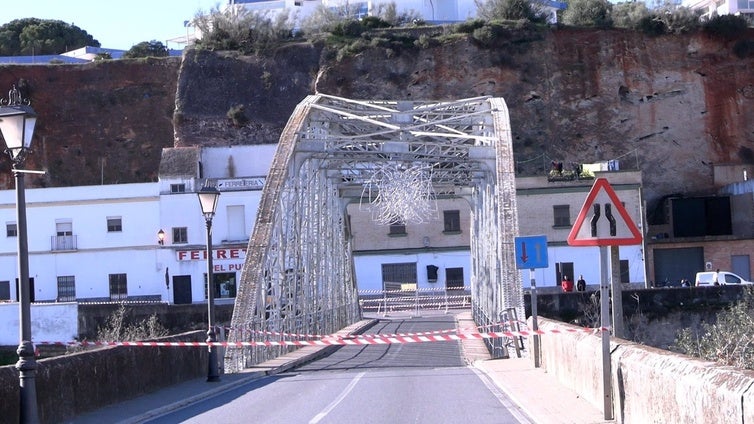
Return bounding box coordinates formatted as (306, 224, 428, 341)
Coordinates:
(37, 326, 606, 348)
(220, 320, 524, 340)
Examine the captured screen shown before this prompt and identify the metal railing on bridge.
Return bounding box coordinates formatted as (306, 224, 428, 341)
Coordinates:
(358, 286, 471, 315)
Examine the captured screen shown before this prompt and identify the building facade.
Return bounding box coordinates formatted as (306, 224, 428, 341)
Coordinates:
(516, 170, 645, 291)
(645, 163, 754, 286)
(0, 145, 275, 305)
(682, 0, 754, 20)
(0, 146, 649, 306)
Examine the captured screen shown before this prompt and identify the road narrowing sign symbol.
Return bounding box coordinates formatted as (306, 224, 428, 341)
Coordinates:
(567, 178, 642, 246)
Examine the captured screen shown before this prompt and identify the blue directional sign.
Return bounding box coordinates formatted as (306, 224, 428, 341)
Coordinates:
(514, 235, 549, 269)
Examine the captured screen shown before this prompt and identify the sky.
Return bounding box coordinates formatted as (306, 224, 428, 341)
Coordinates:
(2, 0, 224, 51)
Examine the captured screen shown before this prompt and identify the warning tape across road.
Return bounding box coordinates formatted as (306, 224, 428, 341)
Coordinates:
(36, 326, 606, 348)
(219, 320, 527, 340)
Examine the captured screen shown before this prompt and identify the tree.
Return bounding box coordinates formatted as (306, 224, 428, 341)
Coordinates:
(193, 6, 295, 53)
(122, 40, 169, 58)
(0, 18, 99, 56)
(562, 0, 613, 27)
(611, 1, 651, 29)
(475, 0, 547, 23)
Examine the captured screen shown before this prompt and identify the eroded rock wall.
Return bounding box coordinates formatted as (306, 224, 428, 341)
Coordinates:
(2, 27, 752, 214)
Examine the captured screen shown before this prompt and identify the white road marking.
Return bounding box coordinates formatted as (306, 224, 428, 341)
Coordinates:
(309, 371, 366, 424)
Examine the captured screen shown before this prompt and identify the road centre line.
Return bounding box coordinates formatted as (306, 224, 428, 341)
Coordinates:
(309, 371, 365, 424)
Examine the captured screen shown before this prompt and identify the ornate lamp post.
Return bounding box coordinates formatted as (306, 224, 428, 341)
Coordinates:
(0, 83, 39, 423)
(197, 183, 220, 382)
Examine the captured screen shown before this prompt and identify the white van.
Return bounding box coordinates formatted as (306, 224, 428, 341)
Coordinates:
(695, 271, 754, 286)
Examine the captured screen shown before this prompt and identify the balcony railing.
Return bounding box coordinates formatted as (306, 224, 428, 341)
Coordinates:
(51, 235, 77, 251)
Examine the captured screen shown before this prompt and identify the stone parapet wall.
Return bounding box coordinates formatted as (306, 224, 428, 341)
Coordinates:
(0, 330, 206, 423)
(533, 317, 754, 423)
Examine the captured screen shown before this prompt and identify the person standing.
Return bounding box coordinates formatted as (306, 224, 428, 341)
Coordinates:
(561, 275, 574, 292)
(577, 275, 586, 292)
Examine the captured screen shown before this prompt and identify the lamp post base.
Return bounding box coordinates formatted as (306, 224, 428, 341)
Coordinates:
(17, 340, 40, 423)
(207, 329, 220, 382)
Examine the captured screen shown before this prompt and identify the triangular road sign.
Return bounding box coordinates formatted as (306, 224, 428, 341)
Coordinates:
(567, 178, 642, 246)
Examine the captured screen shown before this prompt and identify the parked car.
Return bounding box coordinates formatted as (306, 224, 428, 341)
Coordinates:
(694, 271, 754, 286)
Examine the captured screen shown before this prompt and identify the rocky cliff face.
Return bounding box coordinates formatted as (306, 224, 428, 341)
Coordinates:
(0, 57, 180, 189)
(2, 27, 753, 218)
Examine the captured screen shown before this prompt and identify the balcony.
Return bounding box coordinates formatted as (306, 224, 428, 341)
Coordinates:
(51, 235, 77, 251)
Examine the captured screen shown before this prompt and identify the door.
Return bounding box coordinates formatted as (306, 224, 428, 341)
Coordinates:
(653, 247, 703, 287)
(173, 275, 192, 305)
(731, 255, 751, 280)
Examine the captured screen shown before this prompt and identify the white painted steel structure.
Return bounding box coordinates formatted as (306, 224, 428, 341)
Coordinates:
(226, 94, 522, 371)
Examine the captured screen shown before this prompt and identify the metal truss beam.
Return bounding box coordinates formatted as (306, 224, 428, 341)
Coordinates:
(226, 95, 522, 372)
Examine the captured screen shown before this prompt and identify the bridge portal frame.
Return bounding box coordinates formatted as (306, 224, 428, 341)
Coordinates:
(226, 94, 522, 372)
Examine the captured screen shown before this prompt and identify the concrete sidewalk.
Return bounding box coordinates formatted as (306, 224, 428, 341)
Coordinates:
(456, 311, 611, 424)
(72, 313, 611, 424)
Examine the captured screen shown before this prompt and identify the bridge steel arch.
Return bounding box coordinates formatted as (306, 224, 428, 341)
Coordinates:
(225, 94, 523, 372)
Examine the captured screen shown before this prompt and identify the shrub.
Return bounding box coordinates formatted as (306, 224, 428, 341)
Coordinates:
(193, 6, 295, 54)
(637, 15, 667, 36)
(332, 19, 365, 37)
(562, 0, 613, 28)
(455, 19, 487, 34)
(96, 304, 168, 342)
(673, 287, 754, 370)
(703, 14, 749, 39)
(472, 23, 507, 46)
(227, 104, 249, 127)
(733, 39, 754, 58)
(475, 0, 547, 23)
(611, 1, 651, 30)
(659, 5, 703, 34)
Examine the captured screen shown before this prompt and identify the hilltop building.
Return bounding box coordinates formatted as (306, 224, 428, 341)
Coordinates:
(682, 0, 754, 20)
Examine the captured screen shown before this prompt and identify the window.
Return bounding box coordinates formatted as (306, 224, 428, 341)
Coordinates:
(170, 184, 186, 193)
(0, 281, 9, 300)
(388, 222, 406, 235)
(443, 210, 461, 233)
(57, 220, 73, 236)
(107, 217, 122, 232)
(381, 262, 417, 291)
(6, 222, 17, 237)
(172, 227, 188, 244)
(57, 276, 76, 302)
(226, 205, 246, 241)
(446, 267, 465, 289)
(54, 220, 76, 250)
(553, 205, 570, 227)
(109, 273, 128, 301)
(206, 272, 237, 299)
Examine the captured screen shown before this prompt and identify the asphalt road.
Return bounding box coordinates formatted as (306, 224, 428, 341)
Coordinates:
(145, 313, 532, 424)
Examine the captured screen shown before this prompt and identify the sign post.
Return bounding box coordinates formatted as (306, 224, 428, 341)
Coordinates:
(514, 235, 548, 368)
(567, 178, 642, 421)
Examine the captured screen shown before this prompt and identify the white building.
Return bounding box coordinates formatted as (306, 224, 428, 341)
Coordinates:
(682, 0, 754, 19)
(228, 0, 477, 22)
(226, 0, 564, 25)
(0, 144, 275, 305)
(0, 144, 646, 306)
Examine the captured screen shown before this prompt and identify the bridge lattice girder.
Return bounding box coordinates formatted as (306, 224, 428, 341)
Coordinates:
(225, 94, 522, 372)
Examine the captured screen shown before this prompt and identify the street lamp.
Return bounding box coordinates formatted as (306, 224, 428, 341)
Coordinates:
(0, 83, 39, 423)
(197, 182, 220, 382)
(157, 229, 165, 245)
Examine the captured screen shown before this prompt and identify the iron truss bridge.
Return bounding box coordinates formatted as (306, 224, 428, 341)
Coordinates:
(225, 94, 523, 372)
